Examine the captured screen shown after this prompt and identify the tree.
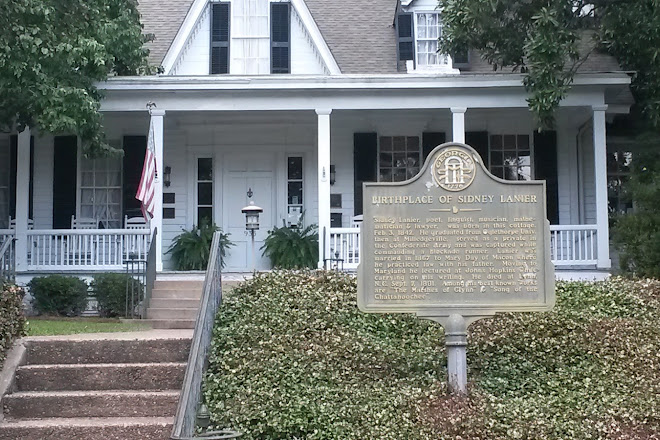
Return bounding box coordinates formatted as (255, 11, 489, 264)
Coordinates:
(0, 0, 152, 156)
(437, 0, 660, 130)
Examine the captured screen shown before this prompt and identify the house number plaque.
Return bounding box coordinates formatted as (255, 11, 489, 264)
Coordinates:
(357, 143, 555, 394)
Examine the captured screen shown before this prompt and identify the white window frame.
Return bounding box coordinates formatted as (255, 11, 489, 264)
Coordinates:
(409, 11, 459, 74)
(77, 141, 123, 229)
(488, 134, 535, 181)
(195, 156, 214, 226)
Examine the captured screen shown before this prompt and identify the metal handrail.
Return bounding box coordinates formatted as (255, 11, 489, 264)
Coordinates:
(144, 228, 158, 318)
(171, 231, 238, 439)
(0, 237, 16, 283)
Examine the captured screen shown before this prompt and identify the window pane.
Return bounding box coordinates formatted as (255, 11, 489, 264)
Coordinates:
(380, 152, 393, 167)
(503, 135, 516, 149)
(490, 135, 502, 150)
(198, 158, 213, 181)
(379, 169, 392, 182)
(517, 135, 529, 149)
(288, 182, 303, 205)
(198, 182, 213, 206)
(198, 207, 213, 225)
(393, 168, 407, 182)
(380, 137, 392, 151)
(393, 137, 406, 151)
(287, 157, 303, 180)
(491, 151, 503, 166)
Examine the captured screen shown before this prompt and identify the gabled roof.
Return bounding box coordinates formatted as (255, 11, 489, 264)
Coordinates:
(138, 0, 195, 67)
(303, 0, 399, 74)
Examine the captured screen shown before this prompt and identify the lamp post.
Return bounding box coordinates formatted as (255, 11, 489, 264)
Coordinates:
(241, 200, 263, 272)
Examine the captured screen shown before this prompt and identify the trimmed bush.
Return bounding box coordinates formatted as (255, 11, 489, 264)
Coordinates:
(204, 273, 660, 439)
(92, 273, 144, 318)
(0, 283, 26, 369)
(29, 275, 88, 316)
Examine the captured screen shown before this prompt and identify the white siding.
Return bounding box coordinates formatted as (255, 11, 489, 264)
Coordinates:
(173, 8, 211, 75)
(290, 9, 326, 74)
(579, 123, 597, 224)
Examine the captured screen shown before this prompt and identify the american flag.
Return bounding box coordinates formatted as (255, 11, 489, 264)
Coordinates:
(136, 119, 157, 220)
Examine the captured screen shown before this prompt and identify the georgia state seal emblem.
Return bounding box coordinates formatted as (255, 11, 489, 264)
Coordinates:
(432, 148, 476, 191)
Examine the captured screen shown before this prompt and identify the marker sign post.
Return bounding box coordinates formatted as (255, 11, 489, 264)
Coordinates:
(357, 143, 555, 394)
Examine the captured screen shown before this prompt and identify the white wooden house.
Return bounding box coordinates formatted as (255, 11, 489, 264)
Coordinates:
(0, 0, 633, 279)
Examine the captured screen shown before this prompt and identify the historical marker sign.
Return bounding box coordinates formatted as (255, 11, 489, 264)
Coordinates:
(357, 143, 555, 393)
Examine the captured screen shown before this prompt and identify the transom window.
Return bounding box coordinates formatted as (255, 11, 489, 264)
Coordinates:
(378, 136, 421, 182)
(80, 156, 123, 228)
(489, 135, 532, 181)
(415, 13, 448, 67)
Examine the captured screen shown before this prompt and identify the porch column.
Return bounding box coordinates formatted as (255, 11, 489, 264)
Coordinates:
(15, 127, 31, 271)
(592, 105, 611, 269)
(316, 109, 332, 268)
(451, 107, 467, 143)
(150, 110, 166, 272)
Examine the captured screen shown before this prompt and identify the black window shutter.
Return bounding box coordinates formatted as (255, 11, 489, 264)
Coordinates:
(353, 133, 378, 215)
(52, 136, 78, 229)
(9, 135, 34, 220)
(534, 131, 559, 224)
(422, 132, 446, 163)
(465, 131, 489, 166)
(123, 136, 147, 219)
(211, 3, 230, 74)
(397, 13, 414, 62)
(271, 3, 290, 74)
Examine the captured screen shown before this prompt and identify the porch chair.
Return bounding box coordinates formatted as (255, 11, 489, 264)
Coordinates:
(350, 215, 363, 228)
(71, 216, 98, 229)
(124, 216, 149, 229)
(8, 217, 35, 230)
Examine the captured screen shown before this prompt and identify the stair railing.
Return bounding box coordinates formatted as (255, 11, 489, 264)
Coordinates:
(0, 236, 16, 283)
(171, 231, 232, 439)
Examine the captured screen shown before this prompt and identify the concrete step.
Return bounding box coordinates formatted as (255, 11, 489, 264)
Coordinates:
(0, 416, 173, 440)
(147, 319, 196, 330)
(149, 298, 200, 309)
(150, 288, 202, 299)
(25, 338, 191, 365)
(15, 362, 186, 392)
(154, 280, 204, 290)
(3, 390, 179, 419)
(146, 308, 199, 320)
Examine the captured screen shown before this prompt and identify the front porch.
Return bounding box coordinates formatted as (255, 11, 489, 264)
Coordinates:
(0, 74, 629, 279)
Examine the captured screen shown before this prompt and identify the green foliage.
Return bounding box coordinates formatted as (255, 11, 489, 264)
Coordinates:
(91, 273, 144, 318)
(438, 0, 660, 129)
(26, 317, 149, 336)
(168, 223, 234, 271)
(28, 275, 89, 316)
(204, 272, 660, 439)
(0, 0, 152, 156)
(612, 144, 660, 277)
(0, 283, 27, 369)
(261, 220, 318, 269)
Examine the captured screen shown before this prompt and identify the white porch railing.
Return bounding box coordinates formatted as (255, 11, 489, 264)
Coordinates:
(26, 229, 151, 271)
(549, 225, 598, 266)
(328, 227, 361, 270)
(328, 224, 600, 270)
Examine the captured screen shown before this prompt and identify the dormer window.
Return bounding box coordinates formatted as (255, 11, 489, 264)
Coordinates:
(397, 10, 461, 72)
(271, 2, 291, 74)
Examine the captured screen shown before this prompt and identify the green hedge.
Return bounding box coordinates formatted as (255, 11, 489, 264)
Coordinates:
(204, 272, 660, 439)
(28, 275, 88, 316)
(0, 283, 26, 369)
(91, 273, 144, 318)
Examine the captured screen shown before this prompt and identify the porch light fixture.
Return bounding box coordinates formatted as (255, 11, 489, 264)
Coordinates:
(330, 165, 336, 185)
(163, 166, 172, 187)
(242, 200, 263, 272)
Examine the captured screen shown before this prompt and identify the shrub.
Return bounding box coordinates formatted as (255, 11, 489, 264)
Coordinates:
(261, 219, 318, 269)
(204, 273, 660, 439)
(91, 273, 144, 318)
(0, 283, 26, 369)
(28, 275, 88, 316)
(168, 222, 234, 270)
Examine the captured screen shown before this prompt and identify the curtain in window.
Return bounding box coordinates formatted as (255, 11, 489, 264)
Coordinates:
(80, 156, 122, 228)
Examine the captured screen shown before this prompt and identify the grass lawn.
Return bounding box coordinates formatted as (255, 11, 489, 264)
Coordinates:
(26, 317, 151, 336)
(204, 271, 660, 440)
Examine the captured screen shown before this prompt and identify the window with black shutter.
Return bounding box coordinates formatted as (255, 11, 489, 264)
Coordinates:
(397, 12, 414, 63)
(210, 3, 230, 74)
(271, 3, 290, 74)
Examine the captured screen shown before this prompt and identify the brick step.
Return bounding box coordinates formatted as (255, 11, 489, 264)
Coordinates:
(154, 280, 204, 290)
(146, 308, 199, 320)
(25, 338, 191, 365)
(3, 390, 180, 419)
(150, 288, 202, 299)
(149, 298, 200, 309)
(0, 416, 173, 440)
(146, 319, 196, 330)
(15, 363, 186, 392)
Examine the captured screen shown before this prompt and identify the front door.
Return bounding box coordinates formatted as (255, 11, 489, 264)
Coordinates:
(223, 153, 276, 271)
